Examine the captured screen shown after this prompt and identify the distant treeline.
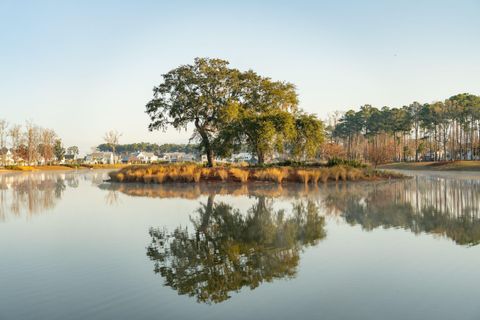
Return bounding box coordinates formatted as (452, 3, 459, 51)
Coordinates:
(0, 119, 76, 166)
(97, 143, 198, 154)
(330, 93, 480, 164)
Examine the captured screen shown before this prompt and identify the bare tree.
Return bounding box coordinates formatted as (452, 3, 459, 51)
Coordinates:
(9, 124, 23, 164)
(0, 119, 8, 166)
(103, 130, 122, 163)
(25, 121, 41, 165)
(39, 128, 57, 164)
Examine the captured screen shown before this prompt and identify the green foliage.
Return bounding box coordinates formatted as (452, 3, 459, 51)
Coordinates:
(326, 157, 366, 168)
(146, 58, 241, 167)
(146, 58, 324, 166)
(332, 93, 480, 163)
(66, 146, 79, 156)
(292, 113, 325, 160)
(53, 139, 65, 161)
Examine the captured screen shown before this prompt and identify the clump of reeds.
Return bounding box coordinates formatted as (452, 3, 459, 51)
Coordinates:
(215, 168, 229, 181)
(310, 170, 321, 184)
(143, 174, 154, 184)
(296, 169, 310, 184)
(229, 168, 250, 183)
(346, 167, 364, 181)
(330, 166, 347, 182)
(253, 168, 288, 184)
(319, 168, 330, 183)
(107, 163, 394, 185)
(153, 172, 167, 183)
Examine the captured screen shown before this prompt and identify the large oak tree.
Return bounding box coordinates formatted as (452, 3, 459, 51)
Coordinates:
(146, 58, 241, 167)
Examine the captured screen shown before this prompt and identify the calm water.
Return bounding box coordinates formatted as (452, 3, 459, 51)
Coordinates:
(1, 170, 480, 320)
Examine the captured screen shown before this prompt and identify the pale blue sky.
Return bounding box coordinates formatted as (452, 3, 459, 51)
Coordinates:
(1, 0, 479, 153)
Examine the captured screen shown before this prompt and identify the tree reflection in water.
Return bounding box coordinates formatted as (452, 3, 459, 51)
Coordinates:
(146, 195, 326, 304)
(0, 171, 106, 221)
(0, 173, 69, 221)
(103, 174, 480, 247)
(322, 175, 480, 246)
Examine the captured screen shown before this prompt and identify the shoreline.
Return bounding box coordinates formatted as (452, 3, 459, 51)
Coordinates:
(378, 161, 480, 172)
(0, 164, 127, 173)
(108, 164, 406, 185)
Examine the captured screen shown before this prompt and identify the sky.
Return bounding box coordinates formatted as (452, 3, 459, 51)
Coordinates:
(1, 0, 479, 154)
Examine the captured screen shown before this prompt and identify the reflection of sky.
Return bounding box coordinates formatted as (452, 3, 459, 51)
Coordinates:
(0, 171, 480, 319)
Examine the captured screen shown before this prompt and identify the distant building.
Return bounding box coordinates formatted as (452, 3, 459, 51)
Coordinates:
(231, 152, 254, 163)
(85, 152, 116, 164)
(160, 152, 198, 163)
(0, 150, 15, 165)
(63, 154, 76, 164)
(122, 151, 159, 164)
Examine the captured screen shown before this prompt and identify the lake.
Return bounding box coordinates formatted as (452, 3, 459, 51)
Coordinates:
(1, 170, 479, 320)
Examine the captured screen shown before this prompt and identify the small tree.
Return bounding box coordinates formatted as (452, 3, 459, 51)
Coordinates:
(67, 146, 79, 157)
(104, 130, 122, 163)
(9, 124, 23, 164)
(321, 142, 345, 160)
(25, 121, 40, 165)
(0, 119, 8, 166)
(292, 113, 325, 160)
(53, 139, 65, 163)
(39, 128, 56, 164)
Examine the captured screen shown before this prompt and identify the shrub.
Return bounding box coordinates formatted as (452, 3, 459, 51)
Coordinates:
(327, 158, 366, 168)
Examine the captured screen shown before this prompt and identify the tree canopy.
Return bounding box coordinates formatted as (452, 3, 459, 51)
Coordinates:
(146, 58, 325, 166)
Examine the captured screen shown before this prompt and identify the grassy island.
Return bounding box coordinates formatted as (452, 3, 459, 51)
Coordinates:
(108, 163, 403, 185)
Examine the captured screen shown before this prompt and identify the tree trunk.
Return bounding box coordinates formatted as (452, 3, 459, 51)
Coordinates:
(257, 151, 265, 165)
(195, 119, 214, 167)
(206, 148, 214, 167)
(415, 124, 418, 162)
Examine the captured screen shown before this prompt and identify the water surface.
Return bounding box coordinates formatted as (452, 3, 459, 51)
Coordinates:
(1, 170, 479, 320)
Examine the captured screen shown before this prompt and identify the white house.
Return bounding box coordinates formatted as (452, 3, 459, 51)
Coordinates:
(231, 152, 254, 163)
(85, 152, 116, 164)
(132, 151, 159, 163)
(160, 152, 198, 163)
(0, 150, 15, 165)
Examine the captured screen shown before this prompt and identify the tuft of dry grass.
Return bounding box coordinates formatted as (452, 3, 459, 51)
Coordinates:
(319, 168, 330, 183)
(215, 168, 229, 181)
(346, 167, 364, 181)
(229, 168, 250, 183)
(310, 170, 321, 184)
(143, 174, 154, 184)
(330, 166, 347, 182)
(153, 172, 167, 183)
(253, 168, 288, 184)
(296, 170, 310, 184)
